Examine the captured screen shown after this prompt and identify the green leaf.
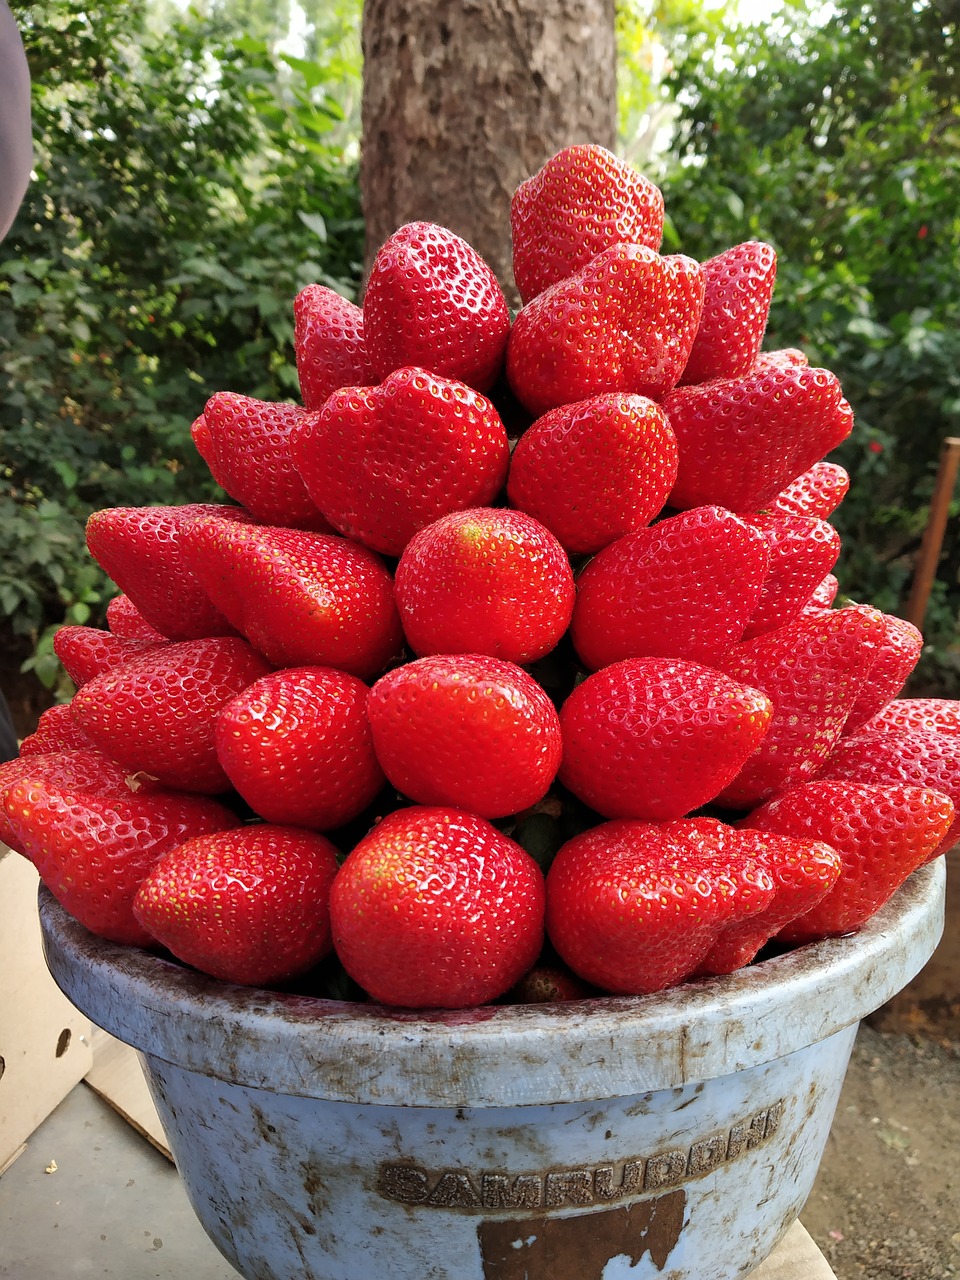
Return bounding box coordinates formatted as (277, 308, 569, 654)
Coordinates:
(280, 53, 330, 91)
(298, 211, 328, 241)
(51, 459, 79, 490)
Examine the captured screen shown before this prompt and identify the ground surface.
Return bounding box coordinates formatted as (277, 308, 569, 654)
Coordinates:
(804, 1024, 960, 1279)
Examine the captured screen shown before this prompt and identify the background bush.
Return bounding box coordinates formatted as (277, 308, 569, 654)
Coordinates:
(1, 0, 363, 701)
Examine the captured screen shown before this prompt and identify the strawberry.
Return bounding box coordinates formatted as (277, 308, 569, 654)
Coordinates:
(662, 364, 849, 512)
(290, 367, 510, 556)
(18, 704, 99, 757)
(766, 460, 850, 520)
(815, 728, 960, 856)
(840, 609, 923, 736)
(680, 241, 777, 385)
(52, 625, 165, 687)
(215, 667, 385, 830)
(72, 637, 272, 794)
(181, 519, 402, 679)
(558, 658, 773, 820)
(85, 504, 253, 641)
(570, 506, 769, 671)
(804, 573, 840, 611)
(194, 393, 332, 531)
(739, 514, 841, 639)
(859, 698, 960, 738)
(505, 965, 593, 1003)
(362, 222, 510, 393)
(506, 244, 705, 417)
(293, 283, 376, 411)
(713, 607, 886, 808)
(510, 144, 664, 303)
(0, 748, 155, 854)
(4, 772, 239, 944)
(505, 392, 678, 554)
(663, 818, 842, 975)
(743, 780, 954, 938)
(394, 508, 574, 665)
(134, 826, 340, 985)
(753, 348, 809, 372)
(105, 594, 167, 643)
(835, 608, 923, 735)
(367, 654, 562, 819)
(544, 819, 776, 995)
(330, 806, 545, 1007)
(190, 413, 230, 490)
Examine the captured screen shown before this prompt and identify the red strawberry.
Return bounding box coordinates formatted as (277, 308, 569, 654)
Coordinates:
(134, 826, 340, 985)
(511, 144, 664, 303)
(753, 348, 809, 372)
(290, 367, 510, 556)
(743, 780, 954, 937)
(0, 748, 157, 854)
(713, 607, 886, 808)
(570, 506, 769, 671)
(367, 655, 562, 819)
(505, 392, 678, 554)
(545, 819, 775, 995)
(85, 504, 253, 641)
(558, 658, 773, 820)
(394, 508, 574, 665)
(182, 519, 402, 678)
(293, 283, 376, 411)
(19, 703, 99, 757)
(767, 460, 850, 520)
(4, 773, 238, 944)
(506, 965, 593, 1003)
(105, 595, 167, 643)
(330, 806, 545, 1007)
(72, 637, 272, 793)
(804, 573, 840, 611)
(841, 609, 923, 736)
(680, 241, 777, 385)
(859, 698, 960, 738)
(740, 514, 841, 639)
(662, 364, 848, 512)
(52, 625, 165, 687)
(362, 222, 510, 393)
(664, 818, 842, 974)
(194, 393, 332, 531)
(506, 244, 705, 417)
(191, 413, 231, 491)
(216, 667, 385, 830)
(815, 728, 960, 856)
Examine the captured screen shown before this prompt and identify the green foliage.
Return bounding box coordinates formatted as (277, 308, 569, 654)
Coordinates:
(655, 0, 960, 691)
(0, 0, 363, 683)
(616, 0, 724, 165)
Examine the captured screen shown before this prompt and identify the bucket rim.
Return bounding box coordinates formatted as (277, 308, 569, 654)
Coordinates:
(38, 858, 945, 1107)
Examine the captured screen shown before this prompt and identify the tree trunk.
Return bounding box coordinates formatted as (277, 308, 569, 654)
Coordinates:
(360, 0, 617, 300)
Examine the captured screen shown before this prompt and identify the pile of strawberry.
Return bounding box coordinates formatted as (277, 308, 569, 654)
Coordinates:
(5, 144, 959, 1010)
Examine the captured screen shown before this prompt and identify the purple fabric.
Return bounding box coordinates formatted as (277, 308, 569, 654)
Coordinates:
(0, 0, 32, 241)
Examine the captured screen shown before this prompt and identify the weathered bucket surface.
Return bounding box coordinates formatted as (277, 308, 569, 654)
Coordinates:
(40, 859, 946, 1280)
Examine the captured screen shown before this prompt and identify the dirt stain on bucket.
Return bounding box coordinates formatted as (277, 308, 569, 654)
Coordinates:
(477, 1190, 685, 1278)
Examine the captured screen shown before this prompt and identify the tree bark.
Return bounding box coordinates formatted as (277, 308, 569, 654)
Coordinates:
(360, 0, 617, 300)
